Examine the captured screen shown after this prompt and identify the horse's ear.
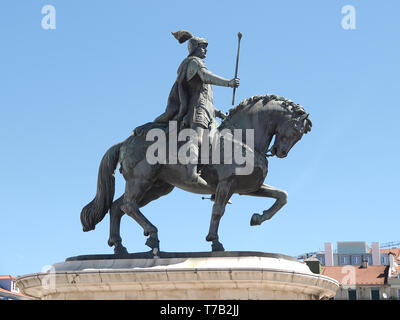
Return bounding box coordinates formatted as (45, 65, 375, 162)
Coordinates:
(297, 113, 312, 133)
(304, 118, 312, 134)
(299, 113, 309, 121)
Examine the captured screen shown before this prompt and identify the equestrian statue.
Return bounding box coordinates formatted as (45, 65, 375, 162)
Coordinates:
(80, 30, 312, 254)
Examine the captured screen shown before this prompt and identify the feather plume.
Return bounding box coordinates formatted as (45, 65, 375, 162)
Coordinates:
(172, 30, 193, 43)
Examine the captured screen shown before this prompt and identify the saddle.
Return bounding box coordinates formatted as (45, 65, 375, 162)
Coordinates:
(133, 121, 169, 137)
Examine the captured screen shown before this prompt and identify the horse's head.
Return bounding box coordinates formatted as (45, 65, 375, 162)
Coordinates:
(220, 94, 312, 158)
(268, 112, 312, 158)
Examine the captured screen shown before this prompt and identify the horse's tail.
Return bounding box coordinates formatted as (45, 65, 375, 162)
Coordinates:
(80, 142, 122, 232)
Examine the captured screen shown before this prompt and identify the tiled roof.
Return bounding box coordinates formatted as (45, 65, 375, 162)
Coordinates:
(0, 275, 16, 280)
(322, 265, 388, 285)
(0, 275, 30, 299)
(0, 287, 27, 297)
(381, 248, 400, 259)
(381, 249, 400, 277)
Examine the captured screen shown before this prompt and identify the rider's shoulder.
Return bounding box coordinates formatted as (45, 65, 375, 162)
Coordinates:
(187, 56, 206, 80)
(187, 56, 206, 68)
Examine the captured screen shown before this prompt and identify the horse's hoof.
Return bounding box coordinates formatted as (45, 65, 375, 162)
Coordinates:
(262, 210, 273, 221)
(212, 241, 225, 252)
(152, 248, 159, 257)
(145, 236, 160, 251)
(250, 213, 262, 226)
(114, 245, 128, 255)
(206, 233, 217, 242)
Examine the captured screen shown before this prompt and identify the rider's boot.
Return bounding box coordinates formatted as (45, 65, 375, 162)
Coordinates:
(187, 144, 208, 187)
(187, 163, 208, 187)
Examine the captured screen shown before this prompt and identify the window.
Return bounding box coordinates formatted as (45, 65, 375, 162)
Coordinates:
(317, 255, 325, 266)
(348, 289, 357, 300)
(371, 289, 380, 300)
(340, 255, 350, 265)
(352, 255, 361, 265)
(10, 281, 19, 293)
(381, 256, 389, 265)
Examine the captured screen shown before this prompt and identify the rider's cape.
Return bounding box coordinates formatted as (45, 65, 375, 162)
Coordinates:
(159, 56, 199, 123)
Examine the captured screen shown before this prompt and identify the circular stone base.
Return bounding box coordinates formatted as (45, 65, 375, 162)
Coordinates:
(16, 251, 338, 300)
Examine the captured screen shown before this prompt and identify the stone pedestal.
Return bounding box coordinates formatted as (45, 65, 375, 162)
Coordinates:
(16, 251, 338, 300)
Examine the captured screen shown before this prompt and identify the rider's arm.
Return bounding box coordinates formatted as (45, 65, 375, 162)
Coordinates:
(215, 109, 227, 119)
(198, 68, 232, 87)
(187, 58, 235, 88)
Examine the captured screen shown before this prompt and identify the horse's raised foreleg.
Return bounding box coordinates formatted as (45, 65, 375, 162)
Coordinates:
(121, 178, 160, 254)
(108, 196, 128, 255)
(245, 184, 288, 226)
(206, 179, 234, 251)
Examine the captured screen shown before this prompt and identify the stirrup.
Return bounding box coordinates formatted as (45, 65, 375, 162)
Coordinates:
(201, 194, 233, 204)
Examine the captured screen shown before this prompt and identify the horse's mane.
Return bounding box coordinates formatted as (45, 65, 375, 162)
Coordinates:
(220, 93, 312, 132)
(224, 94, 308, 120)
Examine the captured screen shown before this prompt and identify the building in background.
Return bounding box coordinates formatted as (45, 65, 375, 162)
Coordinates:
(321, 263, 390, 300)
(300, 241, 400, 300)
(319, 242, 383, 267)
(0, 275, 30, 300)
(386, 249, 400, 300)
(298, 241, 400, 267)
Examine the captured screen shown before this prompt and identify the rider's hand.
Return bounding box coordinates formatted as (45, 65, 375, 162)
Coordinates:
(216, 110, 227, 120)
(229, 78, 240, 88)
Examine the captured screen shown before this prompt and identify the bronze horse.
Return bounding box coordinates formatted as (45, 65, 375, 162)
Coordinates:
(80, 94, 312, 254)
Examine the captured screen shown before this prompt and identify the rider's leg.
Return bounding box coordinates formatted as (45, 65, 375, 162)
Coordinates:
(187, 124, 208, 186)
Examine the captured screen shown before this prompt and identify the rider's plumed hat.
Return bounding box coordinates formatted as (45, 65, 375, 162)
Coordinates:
(172, 30, 208, 55)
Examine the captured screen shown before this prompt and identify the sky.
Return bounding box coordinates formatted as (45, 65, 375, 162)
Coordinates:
(1, 0, 399, 276)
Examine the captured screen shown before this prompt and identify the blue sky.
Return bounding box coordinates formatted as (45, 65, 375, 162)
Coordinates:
(1, 0, 399, 276)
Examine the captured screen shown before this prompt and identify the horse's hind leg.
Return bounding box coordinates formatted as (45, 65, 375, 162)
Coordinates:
(138, 180, 174, 208)
(245, 184, 288, 226)
(206, 179, 234, 252)
(107, 181, 173, 255)
(108, 196, 128, 255)
(121, 177, 161, 253)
